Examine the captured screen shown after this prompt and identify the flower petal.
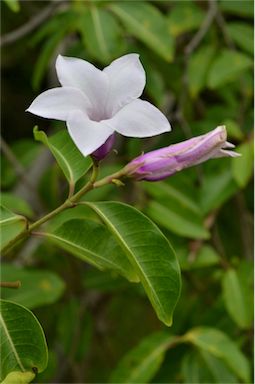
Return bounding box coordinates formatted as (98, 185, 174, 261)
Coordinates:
(66, 111, 114, 156)
(109, 99, 171, 138)
(26, 87, 90, 121)
(103, 54, 146, 116)
(56, 55, 108, 115)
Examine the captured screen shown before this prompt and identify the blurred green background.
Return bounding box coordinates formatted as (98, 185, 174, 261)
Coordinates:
(1, 0, 254, 383)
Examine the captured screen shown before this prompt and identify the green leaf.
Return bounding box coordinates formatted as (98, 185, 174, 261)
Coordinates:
(0, 300, 48, 382)
(1, 264, 65, 309)
(86, 201, 181, 326)
(181, 350, 237, 383)
(146, 201, 209, 239)
(207, 49, 252, 89)
(79, 6, 125, 63)
(224, 119, 244, 141)
(46, 219, 138, 283)
(1, 371, 35, 384)
(188, 45, 216, 97)
(226, 23, 253, 55)
(219, 0, 254, 18)
(185, 327, 250, 383)
(34, 127, 92, 188)
(232, 140, 253, 188)
(0, 205, 27, 252)
(109, 2, 174, 62)
(3, 0, 20, 12)
(109, 332, 174, 383)
(179, 245, 220, 271)
(167, 2, 205, 37)
(0, 193, 33, 218)
(222, 267, 253, 329)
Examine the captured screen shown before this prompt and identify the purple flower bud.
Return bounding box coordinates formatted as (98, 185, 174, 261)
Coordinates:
(91, 134, 115, 161)
(127, 126, 240, 181)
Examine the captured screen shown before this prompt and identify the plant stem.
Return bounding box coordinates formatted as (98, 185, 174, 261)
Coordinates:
(0, 281, 21, 289)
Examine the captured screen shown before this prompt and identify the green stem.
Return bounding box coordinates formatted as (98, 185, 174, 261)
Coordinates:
(2, 161, 129, 255)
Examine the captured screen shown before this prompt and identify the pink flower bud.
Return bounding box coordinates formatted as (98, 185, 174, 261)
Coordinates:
(127, 126, 240, 181)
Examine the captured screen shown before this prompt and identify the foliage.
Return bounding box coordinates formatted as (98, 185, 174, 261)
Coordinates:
(1, 0, 253, 383)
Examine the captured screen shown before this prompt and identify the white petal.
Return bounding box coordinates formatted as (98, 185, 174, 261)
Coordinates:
(103, 54, 146, 116)
(66, 111, 114, 156)
(26, 87, 90, 121)
(56, 55, 108, 115)
(109, 99, 171, 138)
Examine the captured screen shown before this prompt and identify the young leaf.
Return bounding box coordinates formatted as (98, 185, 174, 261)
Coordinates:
(109, 2, 174, 62)
(185, 327, 250, 383)
(232, 140, 253, 188)
(46, 219, 139, 283)
(34, 127, 92, 188)
(0, 205, 27, 251)
(79, 6, 125, 63)
(207, 49, 252, 89)
(109, 332, 175, 383)
(86, 201, 181, 326)
(1, 264, 65, 309)
(222, 268, 253, 329)
(0, 300, 48, 382)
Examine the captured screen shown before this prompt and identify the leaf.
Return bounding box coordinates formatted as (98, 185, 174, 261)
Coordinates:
(0, 300, 48, 382)
(185, 327, 250, 383)
(232, 140, 254, 188)
(0, 193, 34, 218)
(0, 205, 27, 252)
(3, 0, 20, 12)
(181, 350, 238, 383)
(109, 2, 174, 62)
(187, 45, 216, 97)
(1, 371, 35, 384)
(86, 201, 181, 326)
(207, 49, 252, 89)
(222, 267, 253, 329)
(46, 219, 138, 283)
(109, 332, 174, 383)
(223, 119, 244, 141)
(167, 2, 205, 37)
(219, 0, 254, 18)
(79, 6, 125, 63)
(146, 201, 209, 239)
(1, 264, 65, 309)
(226, 23, 253, 55)
(34, 127, 92, 188)
(179, 245, 220, 271)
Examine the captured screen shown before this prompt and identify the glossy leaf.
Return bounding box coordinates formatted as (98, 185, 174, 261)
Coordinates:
(0, 300, 48, 382)
(110, 2, 174, 62)
(167, 2, 205, 37)
(86, 201, 181, 326)
(232, 140, 253, 188)
(47, 219, 138, 283)
(146, 200, 209, 239)
(79, 6, 125, 63)
(109, 332, 174, 383)
(0, 205, 27, 251)
(34, 127, 92, 187)
(207, 49, 252, 89)
(185, 327, 250, 383)
(222, 267, 253, 329)
(0, 193, 34, 217)
(1, 264, 65, 309)
(187, 45, 216, 97)
(226, 22, 253, 55)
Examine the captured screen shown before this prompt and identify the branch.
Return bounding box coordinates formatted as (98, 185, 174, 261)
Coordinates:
(0, 1, 63, 47)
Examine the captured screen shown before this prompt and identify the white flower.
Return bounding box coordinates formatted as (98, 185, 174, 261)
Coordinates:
(27, 54, 171, 156)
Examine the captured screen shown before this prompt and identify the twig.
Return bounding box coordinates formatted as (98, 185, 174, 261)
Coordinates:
(185, 0, 218, 56)
(0, 281, 21, 289)
(0, 2, 63, 47)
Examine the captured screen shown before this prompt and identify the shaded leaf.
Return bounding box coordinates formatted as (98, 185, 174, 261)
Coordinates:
(3, 0, 20, 12)
(0, 193, 33, 218)
(232, 140, 253, 188)
(86, 201, 181, 326)
(34, 127, 91, 187)
(0, 205, 27, 251)
(110, 2, 174, 61)
(219, 0, 254, 18)
(207, 49, 252, 89)
(226, 22, 253, 55)
(1, 264, 65, 309)
(167, 2, 205, 37)
(179, 245, 220, 271)
(0, 300, 48, 382)
(109, 332, 174, 383)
